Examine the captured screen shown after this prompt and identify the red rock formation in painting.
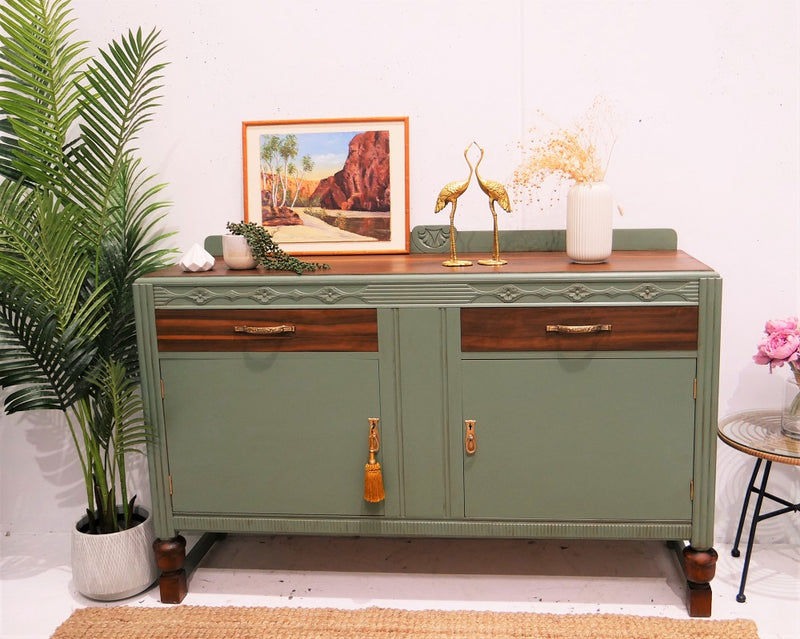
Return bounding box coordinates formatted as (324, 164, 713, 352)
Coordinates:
(312, 131, 390, 212)
(260, 202, 303, 226)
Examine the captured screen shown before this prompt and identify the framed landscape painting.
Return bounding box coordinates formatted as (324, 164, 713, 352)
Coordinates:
(242, 117, 409, 254)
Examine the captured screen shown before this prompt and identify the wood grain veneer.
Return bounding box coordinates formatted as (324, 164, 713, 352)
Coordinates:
(155, 308, 378, 352)
(461, 306, 699, 352)
(148, 250, 714, 279)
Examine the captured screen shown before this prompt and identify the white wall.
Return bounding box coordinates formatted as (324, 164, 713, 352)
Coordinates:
(2, 0, 798, 544)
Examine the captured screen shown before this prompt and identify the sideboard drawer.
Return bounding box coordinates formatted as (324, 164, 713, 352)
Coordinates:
(155, 309, 378, 352)
(461, 306, 698, 352)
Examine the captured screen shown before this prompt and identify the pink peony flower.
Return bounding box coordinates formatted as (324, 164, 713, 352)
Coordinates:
(753, 316, 800, 371)
(765, 316, 798, 333)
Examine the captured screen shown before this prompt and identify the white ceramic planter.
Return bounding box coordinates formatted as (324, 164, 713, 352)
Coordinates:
(566, 181, 613, 264)
(71, 507, 158, 601)
(222, 234, 257, 269)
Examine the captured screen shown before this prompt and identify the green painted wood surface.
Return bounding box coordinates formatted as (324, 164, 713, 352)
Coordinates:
(134, 233, 721, 548)
(690, 276, 723, 550)
(408, 226, 678, 254)
(394, 308, 449, 519)
(133, 283, 175, 538)
(461, 357, 696, 521)
(160, 353, 383, 517)
(169, 514, 691, 540)
(205, 227, 679, 256)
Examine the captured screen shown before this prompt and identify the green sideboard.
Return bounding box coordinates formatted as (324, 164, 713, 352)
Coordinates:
(133, 227, 722, 615)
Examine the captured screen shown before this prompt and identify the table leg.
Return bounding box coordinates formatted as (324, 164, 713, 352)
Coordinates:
(669, 541, 717, 617)
(153, 533, 224, 604)
(153, 536, 188, 604)
(681, 545, 718, 617)
(735, 460, 772, 603)
(731, 458, 762, 558)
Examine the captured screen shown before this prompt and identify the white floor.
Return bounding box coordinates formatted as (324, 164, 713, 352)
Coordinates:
(1, 533, 798, 639)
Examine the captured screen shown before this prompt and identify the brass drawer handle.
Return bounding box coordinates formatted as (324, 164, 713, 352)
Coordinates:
(465, 419, 477, 455)
(546, 323, 612, 334)
(234, 324, 296, 335)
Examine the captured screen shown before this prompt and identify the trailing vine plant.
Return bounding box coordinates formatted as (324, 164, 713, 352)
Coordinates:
(226, 221, 329, 274)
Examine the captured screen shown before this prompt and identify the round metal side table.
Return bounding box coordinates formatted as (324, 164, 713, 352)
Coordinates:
(717, 410, 800, 603)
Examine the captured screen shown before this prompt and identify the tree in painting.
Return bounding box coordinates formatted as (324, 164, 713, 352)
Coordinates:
(259, 135, 315, 209)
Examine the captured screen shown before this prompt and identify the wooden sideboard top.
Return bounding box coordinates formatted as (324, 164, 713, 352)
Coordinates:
(147, 249, 714, 279)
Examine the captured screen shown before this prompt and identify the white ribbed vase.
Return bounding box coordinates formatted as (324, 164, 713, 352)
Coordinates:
(71, 507, 158, 601)
(566, 181, 613, 264)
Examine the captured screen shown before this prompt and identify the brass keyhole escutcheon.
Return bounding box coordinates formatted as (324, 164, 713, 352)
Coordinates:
(464, 419, 477, 455)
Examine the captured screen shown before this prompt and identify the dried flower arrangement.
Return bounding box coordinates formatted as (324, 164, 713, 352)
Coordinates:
(511, 97, 619, 207)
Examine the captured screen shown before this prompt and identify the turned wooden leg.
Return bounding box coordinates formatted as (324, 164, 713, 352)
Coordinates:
(153, 536, 188, 604)
(681, 546, 718, 617)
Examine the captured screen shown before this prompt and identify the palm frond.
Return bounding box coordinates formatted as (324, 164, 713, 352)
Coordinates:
(88, 357, 150, 456)
(94, 157, 175, 372)
(0, 283, 99, 412)
(0, 118, 22, 181)
(0, 180, 104, 331)
(0, 180, 109, 413)
(0, 0, 88, 189)
(64, 28, 166, 238)
(85, 356, 151, 532)
(0, 0, 171, 533)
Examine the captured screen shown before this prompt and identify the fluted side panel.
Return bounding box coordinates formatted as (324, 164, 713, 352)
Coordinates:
(171, 515, 691, 541)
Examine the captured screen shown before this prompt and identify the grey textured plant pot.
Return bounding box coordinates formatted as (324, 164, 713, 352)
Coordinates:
(71, 507, 158, 601)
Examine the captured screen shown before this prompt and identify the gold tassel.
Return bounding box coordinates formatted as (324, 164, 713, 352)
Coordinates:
(364, 418, 385, 503)
(364, 460, 385, 503)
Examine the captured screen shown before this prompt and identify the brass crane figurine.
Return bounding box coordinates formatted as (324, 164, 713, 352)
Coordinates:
(434, 143, 476, 267)
(474, 142, 510, 266)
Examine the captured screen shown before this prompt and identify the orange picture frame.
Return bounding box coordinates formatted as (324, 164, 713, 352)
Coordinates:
(242, 117, 409, 255)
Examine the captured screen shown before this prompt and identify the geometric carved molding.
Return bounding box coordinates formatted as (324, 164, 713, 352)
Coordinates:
(153, 279, 700, 307)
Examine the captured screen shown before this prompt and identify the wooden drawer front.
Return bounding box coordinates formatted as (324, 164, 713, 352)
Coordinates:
(156, 309, 378, 352)
(461, 306, 698, 352)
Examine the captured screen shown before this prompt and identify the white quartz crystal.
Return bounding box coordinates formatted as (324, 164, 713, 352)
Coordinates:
(178, 243, 215, 272)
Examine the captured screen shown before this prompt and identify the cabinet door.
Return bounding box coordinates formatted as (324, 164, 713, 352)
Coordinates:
(461, 357, 696, 521)
(160, 353, 382, 516)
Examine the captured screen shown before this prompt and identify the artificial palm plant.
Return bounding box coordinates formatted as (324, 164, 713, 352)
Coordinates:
(0, 0, 174, 533)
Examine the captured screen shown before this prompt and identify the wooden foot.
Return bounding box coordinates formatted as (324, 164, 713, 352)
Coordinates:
(153, 536, 188, 604)
(678, 544, 718, 617)
(686, 580, 713, 617)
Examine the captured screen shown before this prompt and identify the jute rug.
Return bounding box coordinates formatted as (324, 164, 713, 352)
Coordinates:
(50, 605, 760, 638)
